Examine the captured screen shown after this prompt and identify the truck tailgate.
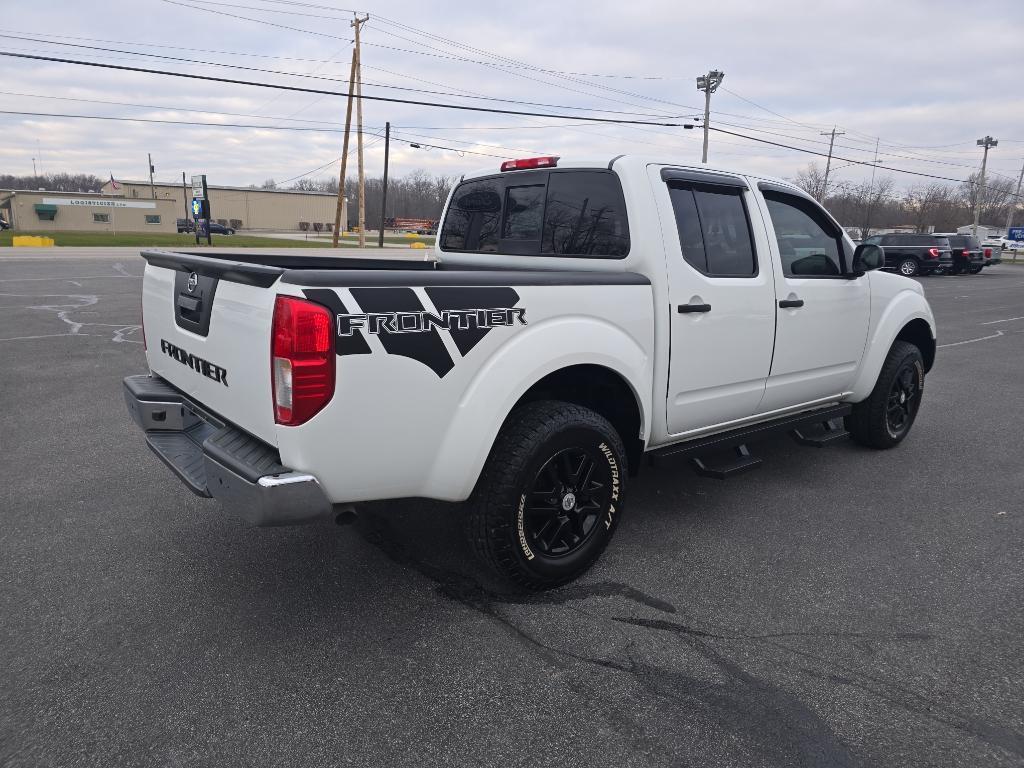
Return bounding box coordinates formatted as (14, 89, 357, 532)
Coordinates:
(142, 256, 278, 446)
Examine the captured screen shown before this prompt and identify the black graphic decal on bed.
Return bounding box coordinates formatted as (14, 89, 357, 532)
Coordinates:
(349, 287, 456, 377)
(424, 286, 521, 356)
(307, 286, 524, 378)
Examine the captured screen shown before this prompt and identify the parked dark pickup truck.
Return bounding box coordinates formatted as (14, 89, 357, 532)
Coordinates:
(863, 233, 953, 276)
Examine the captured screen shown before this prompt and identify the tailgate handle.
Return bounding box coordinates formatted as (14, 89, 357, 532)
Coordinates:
(177, 295, 202, 313)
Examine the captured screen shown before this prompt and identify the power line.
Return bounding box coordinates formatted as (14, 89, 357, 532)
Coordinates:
(0, 110, 543, 158)
(164, 0, 695, 116)
(0, 51, 688, 126)
(704, 124, 1023, 199)
(0, 33, 695, 119)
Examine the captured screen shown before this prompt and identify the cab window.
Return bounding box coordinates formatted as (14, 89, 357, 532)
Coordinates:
(762, 190, 846, 277)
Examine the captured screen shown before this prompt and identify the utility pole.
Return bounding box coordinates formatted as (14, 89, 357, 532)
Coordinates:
(1005, 159, 1023, 233)
(696, 70, 724, 164)
(148, 153, 156, 199)
(973, 135, 998, 238)
(819, 127, 845, 203)
(331, 28, 362, 247)
(378, 121, 390, 248)
(861, 138, 881, 240)
(353, 13, 369, 248)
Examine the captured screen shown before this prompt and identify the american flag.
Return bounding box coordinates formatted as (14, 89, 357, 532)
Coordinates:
(109, 174, 121, 191)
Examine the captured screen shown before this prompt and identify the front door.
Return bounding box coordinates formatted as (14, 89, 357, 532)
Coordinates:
(756, 186, 870, 412)
(658, 170, 777, 435)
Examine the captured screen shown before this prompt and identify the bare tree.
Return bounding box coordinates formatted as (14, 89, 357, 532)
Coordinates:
(905, 183, 960, 233)
(261, 178, 277, 190)
(0, 172, 105, 192)
(961, 172, 1015, 226)
(791, 162, 829, 202)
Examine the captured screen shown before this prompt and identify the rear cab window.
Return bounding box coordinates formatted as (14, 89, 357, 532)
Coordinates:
(440, 169, 629, 258)
(666, 183, 757, 276)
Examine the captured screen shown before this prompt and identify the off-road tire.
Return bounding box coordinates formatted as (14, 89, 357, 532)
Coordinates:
(466, 400, 627, 590)
(897, 258, 919, 277)
(968, 265, 983, 274)
(845, 341, 925, 449)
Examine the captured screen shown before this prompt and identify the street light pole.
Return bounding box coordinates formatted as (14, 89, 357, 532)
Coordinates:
(696, 69, 724, 164)
(973, 135, 998, 238)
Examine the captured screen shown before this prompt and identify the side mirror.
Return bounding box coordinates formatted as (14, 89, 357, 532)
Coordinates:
(851, 243, 884, 274)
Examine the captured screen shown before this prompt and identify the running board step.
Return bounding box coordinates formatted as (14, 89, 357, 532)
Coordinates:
(690, 444, 763, 479)
(790, 417, 850, 447)
(649, 404, 854, 477)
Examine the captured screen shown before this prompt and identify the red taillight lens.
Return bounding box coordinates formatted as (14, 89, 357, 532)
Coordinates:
(271, 295, 335, 426)
(962, 249, 969, 256)
(984, 248, 992, 257)
(928, 247, 940, 258)
(500, 156, 560, 172)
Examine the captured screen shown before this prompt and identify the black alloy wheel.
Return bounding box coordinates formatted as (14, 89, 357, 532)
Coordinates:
(846, 340, 924, 449)
(523, 447, 608, 558)
(885, 362, 920, 439)
(466, 400, 626, 590)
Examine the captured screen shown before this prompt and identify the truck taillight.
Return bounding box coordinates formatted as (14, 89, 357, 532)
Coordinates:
(928, 247, 940, 258)
(962, 249, 969, 256)
(984, 248, 992, 257)
(271, 295, 335, 426)
(500, 156, 559, 172)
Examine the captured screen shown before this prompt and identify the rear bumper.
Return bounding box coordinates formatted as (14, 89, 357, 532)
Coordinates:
(123, 374, 332, 526)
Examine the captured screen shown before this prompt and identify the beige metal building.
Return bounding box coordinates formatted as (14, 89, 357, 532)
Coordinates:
(0, 189, 178, 233)
(101, 180, 347, 232)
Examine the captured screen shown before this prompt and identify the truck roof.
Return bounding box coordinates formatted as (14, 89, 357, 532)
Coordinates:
(459, 154, 802, 193)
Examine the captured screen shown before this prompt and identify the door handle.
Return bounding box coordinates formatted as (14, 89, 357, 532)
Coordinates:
(678, 303, 712, 313)
(778, 299, 804, 309)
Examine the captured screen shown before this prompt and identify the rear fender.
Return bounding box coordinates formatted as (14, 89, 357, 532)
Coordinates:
(423, 316, 651, 501)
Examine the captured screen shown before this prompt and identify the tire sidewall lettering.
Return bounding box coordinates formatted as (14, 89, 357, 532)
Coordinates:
(516, 493, 535, 561)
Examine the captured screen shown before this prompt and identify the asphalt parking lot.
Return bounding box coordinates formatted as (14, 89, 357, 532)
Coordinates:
(2, 251, 1022, 767)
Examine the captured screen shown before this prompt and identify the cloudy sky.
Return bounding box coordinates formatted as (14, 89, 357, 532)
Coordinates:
(2, 0, 1022, 191)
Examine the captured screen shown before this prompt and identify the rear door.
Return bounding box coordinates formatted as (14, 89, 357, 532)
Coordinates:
(756, 185, 870, 411)
(656, 169, 777, 435)
(142, 256, 280, 444)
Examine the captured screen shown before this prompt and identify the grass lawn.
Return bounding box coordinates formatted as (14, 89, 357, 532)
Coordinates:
(0, 231, 430, 249)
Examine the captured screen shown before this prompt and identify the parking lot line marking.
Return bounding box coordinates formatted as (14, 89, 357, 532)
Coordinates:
(0, 275, 139, 283)
(938, 330, 1005, 348)
(0, 333, 101, 342)
(981, 316, 1024, 325)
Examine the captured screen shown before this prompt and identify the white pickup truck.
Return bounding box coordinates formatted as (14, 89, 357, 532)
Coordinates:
(124, 155, 936, 589)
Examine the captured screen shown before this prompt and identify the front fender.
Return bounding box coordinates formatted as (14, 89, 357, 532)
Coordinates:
(849, 287, 935, 401)
(423, 315, 652, 501)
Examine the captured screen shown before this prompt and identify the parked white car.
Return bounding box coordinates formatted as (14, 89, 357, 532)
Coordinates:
(124, 155, 937, 589)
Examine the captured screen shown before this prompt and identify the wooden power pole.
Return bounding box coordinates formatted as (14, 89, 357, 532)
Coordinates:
(819, 127, 844, 203)
(331, 15, 368, 248)
(353, 13, 368, 248)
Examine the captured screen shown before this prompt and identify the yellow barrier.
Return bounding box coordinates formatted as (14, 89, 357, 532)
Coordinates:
(13, 235, 55, 247)
(404, 232, 420, 239)
(410, 242, 427, 249)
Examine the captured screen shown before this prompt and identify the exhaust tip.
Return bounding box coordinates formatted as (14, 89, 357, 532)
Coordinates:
(335, 506, 357, 526)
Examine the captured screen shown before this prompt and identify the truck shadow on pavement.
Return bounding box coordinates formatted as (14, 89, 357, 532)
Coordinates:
(336, 439, 1023, 767)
